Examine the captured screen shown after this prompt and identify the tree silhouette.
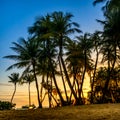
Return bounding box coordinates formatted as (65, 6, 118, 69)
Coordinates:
(22, 74, 34, 107)
(4, 38, 42, 108)
(8, 73, 20, 104)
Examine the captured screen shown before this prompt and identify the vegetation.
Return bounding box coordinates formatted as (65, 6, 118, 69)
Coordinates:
(0, 101, 15, 110)
(3, 0, 120, 108)
(0, 104, 120, 120)
(22, 74, 35, 107)
(8, 73, 20, 104)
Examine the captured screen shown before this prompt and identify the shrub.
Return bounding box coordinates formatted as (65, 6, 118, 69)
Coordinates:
(0, 101, 16, 110)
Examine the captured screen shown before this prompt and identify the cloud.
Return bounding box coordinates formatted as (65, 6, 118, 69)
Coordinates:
(0, 83, 12, 86)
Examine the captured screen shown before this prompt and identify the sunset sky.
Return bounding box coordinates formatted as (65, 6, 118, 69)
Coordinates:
(0, 0, 104, 108)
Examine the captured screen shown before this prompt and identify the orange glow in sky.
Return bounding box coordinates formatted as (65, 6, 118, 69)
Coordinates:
(0, 75, 90, 108)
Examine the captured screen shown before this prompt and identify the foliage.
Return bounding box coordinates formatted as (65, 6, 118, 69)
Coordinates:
(4, 3, 120, 107)
(22, 104, 36, 109)
(0, 101, 16, 110)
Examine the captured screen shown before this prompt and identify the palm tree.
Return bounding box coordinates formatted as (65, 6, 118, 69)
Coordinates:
(51, 11, 82, 105)
(8, 73, 20, 104)
(28, 11, 82, 105)
(4, 38, 42, 108)
(65, 40, 84, 101)
(22, 74, 34, 107)
(93, 67, 120, 103)
(29, 14, 66, 106)
(93, 0, 120, 16)
(96, 9, 120, 102)
(92, 67, 107, 103)
(90, 31, 102, 103)
(76, 33, 93, 101)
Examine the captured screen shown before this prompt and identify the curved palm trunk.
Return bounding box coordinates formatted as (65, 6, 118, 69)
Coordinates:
(111, 44, 117, 75)
(46, 73, 51, 108)
(51, 93, 58, 106)
(41, 92, 47, 103)
(102, 50, 111, 103)
(28, 83, 31, 107)
(58, 56, 68, 102)
(60, 56, 80, 105)
(91, 50, 99, 103)
(69, 73, 76, 102)
(58, 35, 79, 105)
(49, 77, 52, 108)
(70, 71, 80, 103)
(79, 51, 87, 104)
(46, 38, 65, 106)
(40, 75, 44, 102)
(32, 62, 42, 108)
(11, 83, 16, 104)
(51, 65, 65, 106)
(107, 44, 117, 103)
(48, 56, 65, 106)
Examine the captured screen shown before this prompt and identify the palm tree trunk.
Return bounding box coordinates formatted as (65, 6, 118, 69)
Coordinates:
(40, 75, 44, 102)
(32, 62, 42, 108)
(46, 38, 65, 106)
(91, 50, 99, 103)
(48, 56, 65, 106)
(51, 93, 58, 106)
(102, 50, 111, 103)
(69, 74, 76, 102)
(58, 56, 68, 102)
(49, 77, 52, 108)
(79, 51, 87, 104)
(111, 44, 117, 75)
(52, 71, 65, 106)
(60, 56, 80, 105)
(28, 83, 31, 107)
(46, 73, 51, 108)
(11, 83, 16, 104)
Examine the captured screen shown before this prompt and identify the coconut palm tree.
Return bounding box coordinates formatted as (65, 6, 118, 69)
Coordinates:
(93, 0, 120, 16)
(8, 73, 20, 104)
(76, 33, 93, 100)
(51, 11, 82, 105)
(22, 74, 34, 107)
(4, 38, 42, 108)
(96, 8, 120, 102)
(90, 31, 102, 103)
(29, 11, 82, 105)
(92, 67, 107, 103)
(65, 40, 84, 101)
(29, 14, 66, 106)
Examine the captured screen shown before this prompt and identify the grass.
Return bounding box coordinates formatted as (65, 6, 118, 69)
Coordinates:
(0, 103, 120, 120)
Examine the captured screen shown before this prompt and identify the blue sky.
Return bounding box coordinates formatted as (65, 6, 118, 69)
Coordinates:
(0, 0, 104, 107)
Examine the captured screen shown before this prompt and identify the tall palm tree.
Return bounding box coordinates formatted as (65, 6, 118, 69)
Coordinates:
(90, 31, 102, 103)
(4, 38, 42, 108)
(96, 9, 120, 102)
(65, 39, 84, 101)
(93, 0, 120, 16)
(51, 11, 81, 104)
(28, 11, 82, 105)
(29, 14, 66, 106)
(22, 74, 34, 107)
(8, 73, 20, 104)
(76, 33, 93, 100)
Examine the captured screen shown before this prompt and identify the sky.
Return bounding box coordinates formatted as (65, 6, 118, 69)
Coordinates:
(0, 0, 104, 108)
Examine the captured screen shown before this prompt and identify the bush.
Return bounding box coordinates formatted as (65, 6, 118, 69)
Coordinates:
(22, 104, 36, 109)
(0, 101, 16, 110)
(22, 105, 29, 109)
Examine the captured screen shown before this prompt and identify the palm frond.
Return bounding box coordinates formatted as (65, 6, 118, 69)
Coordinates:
(93, 0, 106, 6)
